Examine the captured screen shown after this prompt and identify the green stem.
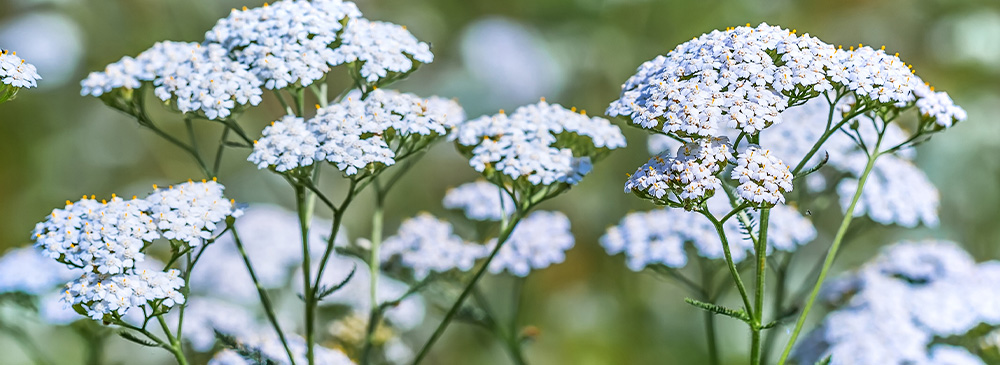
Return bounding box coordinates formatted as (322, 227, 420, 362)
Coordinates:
(750, 208, 771, 365)
(698, 259, 720, 365)
(510, 277, 525, 334)
(412, 213, 524, 365)
(212, 126, 230, 176)
(760, 254, 791, 365)
(294, 183, 317, 365)
(472, 288, 527, 365)
(361, 179, 386, 365)
(702, 208, 754, 319)
(231, 225, 297, 365)
(777, 152, 881, 364)
(157, 315, 189, 365)
(790, 103, 868, 176)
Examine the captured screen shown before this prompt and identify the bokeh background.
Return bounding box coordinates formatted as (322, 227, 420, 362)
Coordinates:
(2, 0, 1000, 363)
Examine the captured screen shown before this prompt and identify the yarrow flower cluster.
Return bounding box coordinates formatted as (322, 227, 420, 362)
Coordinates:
(0, 49, 41, 101)
(731, 145, 793, 206)
(625, 137, 732, 208)
(454, 100, 626, 186)
(31, 180, 240, 320)
(442, 181, 515, 221)
(601, 196, 816, 271)
(487, 211, 574, 277)
(81, 41, 262, 119)
(249, 89, 464, 174)
(333, 18, 434, 83)
(795, 241, 1000, 365)
(205, 0, 362, 89)
(611, 23, 965, 213)
(380, 213, 487, 280)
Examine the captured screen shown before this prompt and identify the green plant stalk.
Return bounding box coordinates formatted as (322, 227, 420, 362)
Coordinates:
(472, 287, 528, 365)
(702, 208, 754, 319)
(157, 314, 189, 365)
(750, 208, 771, 365)
(699, 259, 720, 365)
(411, 213, 524, 365)
(361, 179, 386, 365)
(294, 183, 318, 365)
(777, 151, 881, 364)
(760, 254, 790, 365)
(231, 226, 297, 365)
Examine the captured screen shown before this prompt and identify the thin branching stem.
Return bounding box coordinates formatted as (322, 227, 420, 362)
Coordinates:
(411, 211, 526, 364)
(230, 224, 297, 365)
(701, 208, 755, 320)
(777, 151, 884, 364)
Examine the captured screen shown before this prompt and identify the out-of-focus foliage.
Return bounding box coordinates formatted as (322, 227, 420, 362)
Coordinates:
(1, 0, 998, 363)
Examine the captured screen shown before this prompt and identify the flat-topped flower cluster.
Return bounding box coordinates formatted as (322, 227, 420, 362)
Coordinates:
(611, 23, 966, 210)
(249, 89, 464, 175)
(80, 0, 432, 120)
(31, 180, 241, 320)
(0, 49, 41, 103)
(454, 100, 627, 186)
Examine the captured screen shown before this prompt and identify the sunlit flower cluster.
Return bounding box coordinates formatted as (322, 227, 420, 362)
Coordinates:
(205, 0, 362, 89)
(455, 100, 626, 186)
(249, 89, 464, 175)
(82, 0, 436, 120)
(0, 49, 41, 89)
(488, 211, 574, 277)
(601, 196, 815, 271)
(442, 181, 515, 221)
(333, 18, 434, 83)
(81, 41, 262, 119)
(31, 181, 240, 320)
(625, 137, 732, 208)
(731, 146, 793, 206)
(611, 23, 965, 211)
(63, 268, 185, 320)
(795, 240, 999, 365)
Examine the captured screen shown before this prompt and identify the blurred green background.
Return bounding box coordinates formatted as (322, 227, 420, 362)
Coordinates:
(2, 0, 1000, 363)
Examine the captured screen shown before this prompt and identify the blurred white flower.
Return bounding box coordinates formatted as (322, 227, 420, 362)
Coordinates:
(460, 17, 565, 105)
(0, 12, 82, 88)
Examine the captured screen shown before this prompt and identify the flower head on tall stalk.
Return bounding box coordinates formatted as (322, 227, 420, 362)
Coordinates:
(409, 100, 625, 364)
(607, 22, 966, 364)
(0, 49, 41, 103)
(30, 180, 241, 364)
